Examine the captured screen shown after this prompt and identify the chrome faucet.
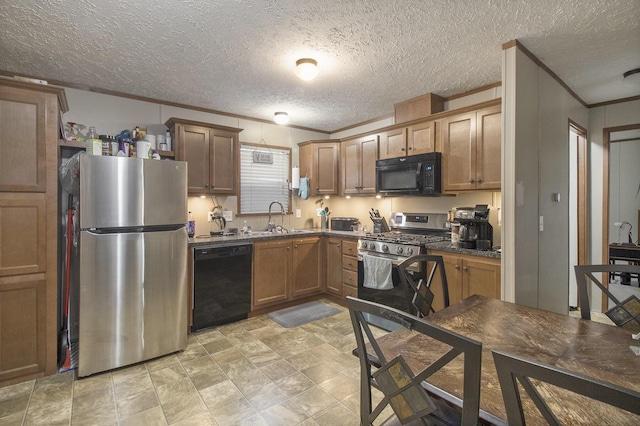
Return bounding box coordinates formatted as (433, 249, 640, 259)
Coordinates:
(268, 201, 285, 232)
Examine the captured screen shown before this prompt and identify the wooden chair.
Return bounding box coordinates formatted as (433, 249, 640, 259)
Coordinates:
(347, 296, 482, 426)
(492, 349, 640, 425)
(574, 264, 640, 330)
(397, 254, 450, 318)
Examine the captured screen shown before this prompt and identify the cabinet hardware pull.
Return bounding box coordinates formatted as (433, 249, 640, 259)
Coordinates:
(337, 245, 341, 248)
(401, 147, 406, 151)
(463, 266, 468, 271)
(204, 184, 209, 188)
(455, 265, 460, 269)
(408, 146, 413, 150)
(477, 178, 483, 183)
(468, 179, 475, 183)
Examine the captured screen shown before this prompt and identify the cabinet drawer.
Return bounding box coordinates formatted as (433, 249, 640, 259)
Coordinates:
(342, 284, 358, 299)
(343, 269, 357, 287)
(342, 240, 358, 257)
(342, 255, 358, 272)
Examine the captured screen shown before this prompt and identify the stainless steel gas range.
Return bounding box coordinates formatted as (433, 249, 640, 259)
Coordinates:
(357, 212, 449, 330)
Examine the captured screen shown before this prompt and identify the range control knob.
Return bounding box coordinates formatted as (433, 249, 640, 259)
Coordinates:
(397, 247, 404, 254)
(407, 248, 414, 256)
(368, 242, 376, 250)
(382, 244, 389, 252)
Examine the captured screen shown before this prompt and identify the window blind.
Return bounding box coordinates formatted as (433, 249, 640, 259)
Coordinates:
(240, 145, 290, 214)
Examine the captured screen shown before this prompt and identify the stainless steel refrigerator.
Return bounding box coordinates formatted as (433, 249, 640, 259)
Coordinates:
(78, 155, 188, 377)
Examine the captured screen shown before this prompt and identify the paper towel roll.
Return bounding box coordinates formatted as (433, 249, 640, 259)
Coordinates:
(291, 167, 300, 189)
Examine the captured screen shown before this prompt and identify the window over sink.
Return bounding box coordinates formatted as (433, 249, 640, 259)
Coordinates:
(239, 143, 291, 214)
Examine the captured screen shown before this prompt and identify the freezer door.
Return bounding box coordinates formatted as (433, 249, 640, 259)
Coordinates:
(78, 228, 188, 377)
(80, 156, 187, 228)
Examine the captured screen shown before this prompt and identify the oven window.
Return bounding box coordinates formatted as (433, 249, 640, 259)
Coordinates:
(380, 169, 417, 190)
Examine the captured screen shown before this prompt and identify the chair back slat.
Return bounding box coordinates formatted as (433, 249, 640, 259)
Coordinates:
(347, 296, 481, 426)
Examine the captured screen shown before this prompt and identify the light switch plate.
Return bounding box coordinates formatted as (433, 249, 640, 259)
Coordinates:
(295, 209, 301, 218)
(207, 211, 214, 222)
(222, 210, 233, 222)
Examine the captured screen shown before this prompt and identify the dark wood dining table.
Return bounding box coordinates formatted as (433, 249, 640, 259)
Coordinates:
(374, 294, 640, 425)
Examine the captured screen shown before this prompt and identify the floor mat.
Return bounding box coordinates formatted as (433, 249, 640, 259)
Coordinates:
(267, 301, 340, 328)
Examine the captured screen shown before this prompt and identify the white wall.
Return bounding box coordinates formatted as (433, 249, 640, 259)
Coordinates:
(503, 46, 589, 314)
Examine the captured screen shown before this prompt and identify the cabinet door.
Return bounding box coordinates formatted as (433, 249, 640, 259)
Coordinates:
(463, 258, 501, 299)
(379, 128, 406, 159)
(325, 237, 342, 295)
(314, 143, 339, 195)
(0, 197, 47, 277)
(210, 130, 236, 194)
(407, 120, 436, 155)
(0, 88, 47, 193)
(179, 125, 211, 193)
(0, 275, 48, 383)
(341, 139, 360, 196)
(360, 135, 379, 193)
(252, 240, 290, 307)
(476, 106, 501, 190)
(291, 237, 322, 298)
(441, 111, 476, 191)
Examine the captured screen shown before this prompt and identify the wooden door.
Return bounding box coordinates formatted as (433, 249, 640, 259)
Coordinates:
(442, 111, 476, 191)
(291, 237, 322, 298)
(179, 124, 211, 194)
(210, 130, 236, 194)
(379, 128, 406, 159)
(407, 120, 436, 155)
(463, 258, 501, 299)
(476, 106, 501, 190)
(252, 240, 290, 307)
(341, 139, 360, 196)
(314, 143, 339, 195)
(325, 237, 342, 295)
(360, 135, 379, 193)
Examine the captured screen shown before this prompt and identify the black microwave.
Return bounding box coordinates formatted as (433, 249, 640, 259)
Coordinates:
(375, 152, 442, 196)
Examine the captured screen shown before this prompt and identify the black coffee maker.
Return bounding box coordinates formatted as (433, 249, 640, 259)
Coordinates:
(454, 204, 493, 250)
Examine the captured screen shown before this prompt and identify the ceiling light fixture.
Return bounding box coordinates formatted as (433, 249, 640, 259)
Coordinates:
(295, 58, 318, 81)
(273, 112, 289, 125)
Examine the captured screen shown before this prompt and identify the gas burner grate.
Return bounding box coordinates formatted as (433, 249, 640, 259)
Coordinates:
(362, 232, 447, 245)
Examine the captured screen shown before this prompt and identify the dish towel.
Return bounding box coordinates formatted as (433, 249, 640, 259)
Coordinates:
(363, 253, 394, 290)
(299, 177, 309, 200)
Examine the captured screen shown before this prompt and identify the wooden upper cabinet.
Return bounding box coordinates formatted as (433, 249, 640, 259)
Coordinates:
(166, 118, 241, 195)
(379, 119, 436, 159)
(298, 140, 340, 197)
(341, 134, 378, 195)
(441, 105, 501, 192)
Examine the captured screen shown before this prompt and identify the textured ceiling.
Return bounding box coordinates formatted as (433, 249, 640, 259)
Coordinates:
(1, 0, 639, 132)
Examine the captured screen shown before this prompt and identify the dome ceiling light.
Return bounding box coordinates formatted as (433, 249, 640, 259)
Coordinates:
(273, 112, 289, 125)
(295, 58, 318, 81)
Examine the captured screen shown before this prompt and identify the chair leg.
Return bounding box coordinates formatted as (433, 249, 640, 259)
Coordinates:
(360, 363, 373, 425)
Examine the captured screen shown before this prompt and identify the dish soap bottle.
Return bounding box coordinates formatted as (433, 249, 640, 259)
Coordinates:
(187, 211, 195, 237)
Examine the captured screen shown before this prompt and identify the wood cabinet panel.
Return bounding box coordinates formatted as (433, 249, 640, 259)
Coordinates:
(325, 237, 342, 296)
(341, 134, 378, 196)
(342, 269, 358, 288)
(342, 240, 358, 257)
(291, 237, 322, 299)
(428, 250, 500, 308)
(167, 118, 241, 196)
(379, 128, 406, 159)
(441, 106, 501, 192)
(0, 275, 46, 382)
(342, 284, 358, 299)
(407, 120, 436, 155)
(0, 89, 46, 193)
(0, 197, 47, 277)
(252, 240, 290, 307)
(0, 79, 65, 387)
(298, 141, 340, 197)
(342, 253, 358, 272)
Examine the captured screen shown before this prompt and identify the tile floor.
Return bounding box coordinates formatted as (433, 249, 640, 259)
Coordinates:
(0, 300, 390, 426)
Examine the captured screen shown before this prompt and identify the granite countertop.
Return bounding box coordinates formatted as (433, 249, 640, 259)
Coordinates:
(188, 229, 367, 247)
(425, 241, 501, 259)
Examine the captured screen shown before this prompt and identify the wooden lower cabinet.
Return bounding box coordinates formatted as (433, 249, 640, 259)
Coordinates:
(252, 236, 322, 308)
(428, 250, 501, 311)
(324, 236, 358, 300)
(341, 239, 358, 299)
(325, 237, 343, 296)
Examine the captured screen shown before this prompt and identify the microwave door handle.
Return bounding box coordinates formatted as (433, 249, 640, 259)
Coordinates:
(416, 162, 422, 192)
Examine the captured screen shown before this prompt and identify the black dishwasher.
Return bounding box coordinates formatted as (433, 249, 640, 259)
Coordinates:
(192, 242, 253, 331)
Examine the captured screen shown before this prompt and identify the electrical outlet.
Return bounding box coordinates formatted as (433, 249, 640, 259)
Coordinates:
(222, 210, 233, 222)
(208, 212, 214, 222)
(295, 209, 301, 218)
